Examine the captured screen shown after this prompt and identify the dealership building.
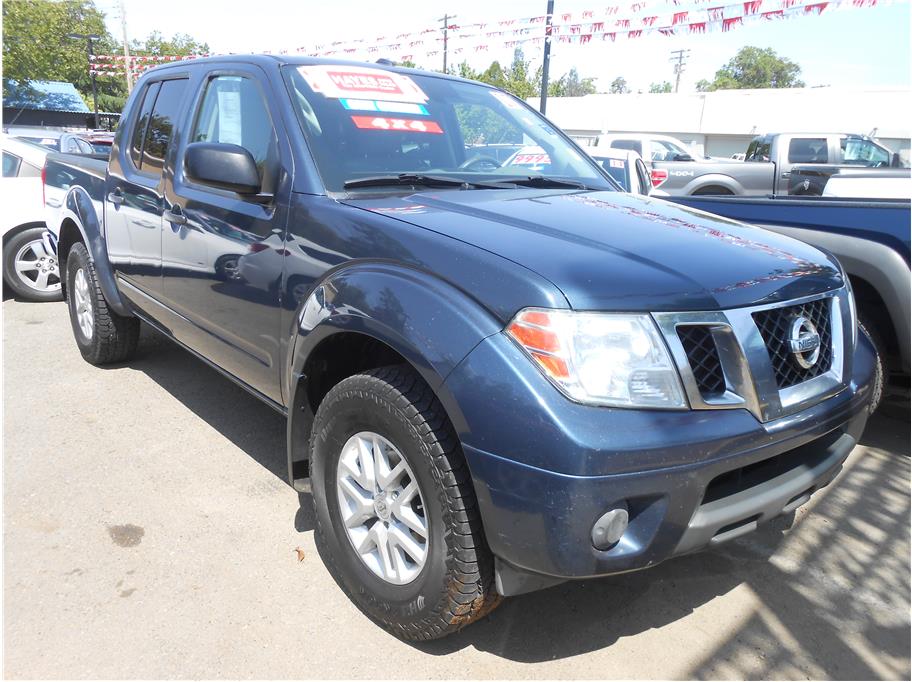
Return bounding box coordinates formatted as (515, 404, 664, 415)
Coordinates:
(531, 86, 911, 162)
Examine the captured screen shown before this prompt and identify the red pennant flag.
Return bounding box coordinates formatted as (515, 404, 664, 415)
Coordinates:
(689, 21, 707, 32)
(722, 16, 743, 30)
(673, 11, 689, 24)
(580, 33, 593, 43)
(707, 6, 725, 20)
(628, 29, 643, 38)
(761, 10, 784, 18)
(804, 2, 828, 13)
(643, 15, 658, 25)
(743, 0, 763, 14)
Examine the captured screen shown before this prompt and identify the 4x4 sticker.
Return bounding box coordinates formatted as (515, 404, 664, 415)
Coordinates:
(350, 116, 443, 134)
(299, 65, 428, 103)
(340, 99, 429, 116)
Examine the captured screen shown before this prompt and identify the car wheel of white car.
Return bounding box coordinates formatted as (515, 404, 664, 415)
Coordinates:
(2, 227, 63, 302)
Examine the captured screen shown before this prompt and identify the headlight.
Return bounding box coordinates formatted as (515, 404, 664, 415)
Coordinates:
(506, 308, 687, 408)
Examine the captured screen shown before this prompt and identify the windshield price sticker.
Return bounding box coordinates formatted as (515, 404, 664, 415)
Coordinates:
(340, 99, 429, 116)
(350, 115, 443, 134)
(512, 153, 551, 165)
(299, 65, 428, 103)
(609, 159, 625, 169)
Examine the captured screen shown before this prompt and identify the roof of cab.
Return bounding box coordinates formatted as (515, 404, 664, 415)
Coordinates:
(140, 53, 477, 86)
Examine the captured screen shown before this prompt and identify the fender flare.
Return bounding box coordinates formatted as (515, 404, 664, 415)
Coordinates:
(684, 173, 744, 195)
(58, 186, 131, 316)
(283, 262, 504, 489)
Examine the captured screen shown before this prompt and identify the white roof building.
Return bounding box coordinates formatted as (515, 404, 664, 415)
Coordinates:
(531, 86, 911, 160)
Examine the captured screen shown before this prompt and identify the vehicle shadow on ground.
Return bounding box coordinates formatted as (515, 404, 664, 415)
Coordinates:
(122, 324, 909, 677)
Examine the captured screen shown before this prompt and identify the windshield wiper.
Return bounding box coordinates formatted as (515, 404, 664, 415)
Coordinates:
(496, 175, 591, 190)
(343, 174, 506, 190)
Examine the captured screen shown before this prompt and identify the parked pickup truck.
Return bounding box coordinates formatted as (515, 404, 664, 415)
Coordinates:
(45, 55, 876, 641)
(595, 132, 904, 196)
(669, 194, 910, 404)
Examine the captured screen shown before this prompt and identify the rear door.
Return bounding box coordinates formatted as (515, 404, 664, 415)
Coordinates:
(105, 77, 189, 298)
(776, 135, 829, 193)
(161, 65, 291, 402)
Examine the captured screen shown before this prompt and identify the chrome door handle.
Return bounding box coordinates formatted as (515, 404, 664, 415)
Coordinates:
(107, 190, 124, 206)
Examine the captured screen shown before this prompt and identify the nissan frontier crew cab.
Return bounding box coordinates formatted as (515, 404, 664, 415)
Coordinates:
(44, 55, 876, 642)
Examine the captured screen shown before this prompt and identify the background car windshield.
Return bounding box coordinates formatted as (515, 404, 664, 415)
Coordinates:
(284, 65, 612, 192)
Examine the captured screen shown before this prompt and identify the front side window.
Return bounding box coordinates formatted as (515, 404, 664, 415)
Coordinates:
(650, 138, 689, 161)
(141, 78, 189, 174)
(191, 76, 278, 183)
(595, 157, 629, 190)
(284, 65, 612, 193)
(840, 136, 891, 167)
(2, 151, 21, 177)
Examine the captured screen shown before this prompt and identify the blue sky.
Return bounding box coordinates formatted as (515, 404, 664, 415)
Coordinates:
(99, 0, 910, 92)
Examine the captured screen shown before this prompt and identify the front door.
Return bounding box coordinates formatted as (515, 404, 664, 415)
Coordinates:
(161, 66, 290, 403)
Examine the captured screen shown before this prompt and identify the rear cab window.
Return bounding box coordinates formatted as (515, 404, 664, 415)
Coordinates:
(745, 137, 771, 162)
(787, 137, 828, 164)
(609, 139, 643, 156)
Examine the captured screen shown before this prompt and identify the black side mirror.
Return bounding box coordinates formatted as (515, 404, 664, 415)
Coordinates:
(185, 142, 261, 195)
(673, 153, 694, 162)
(892, 152, 902, 168)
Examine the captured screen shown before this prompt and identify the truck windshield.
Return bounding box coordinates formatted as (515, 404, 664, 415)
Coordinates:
(284, 65, 613, 193)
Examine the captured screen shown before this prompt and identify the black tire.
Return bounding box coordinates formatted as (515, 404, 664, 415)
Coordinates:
(309, 365, 500, 641)
(65, 242, 140, 365)
(2, 227, 63, 302)
(858, 321, 886, 415)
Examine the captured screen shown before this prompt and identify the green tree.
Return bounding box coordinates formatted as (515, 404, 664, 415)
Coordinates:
(548, 67, 597, 97)
(2, 0, 123, 111)
(695, 79, 712, 92)
(700, 46, 804, 91)
(609, 76, 630, 94)
(131, 31, 209, 57)
(649, 81, 673, 93)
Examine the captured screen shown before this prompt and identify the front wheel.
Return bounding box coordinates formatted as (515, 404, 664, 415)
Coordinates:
(65, 242, 140, 365)
(309, 365, 500, 641)
(2, 227, 63, 302)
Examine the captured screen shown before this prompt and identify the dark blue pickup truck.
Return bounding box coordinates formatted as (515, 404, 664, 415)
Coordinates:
(44, 55, 876, 641)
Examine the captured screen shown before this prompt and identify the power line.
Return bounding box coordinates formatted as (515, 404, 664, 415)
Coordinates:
(670, 48, 690, 93)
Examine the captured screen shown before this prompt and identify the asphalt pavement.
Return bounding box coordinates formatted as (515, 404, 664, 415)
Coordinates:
(3, 295, 910, 679)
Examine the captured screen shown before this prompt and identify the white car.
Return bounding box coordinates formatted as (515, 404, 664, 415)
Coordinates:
(594, 133, 700, 164)
(588, 148, 669, 197)
(1, 134, 61, 301)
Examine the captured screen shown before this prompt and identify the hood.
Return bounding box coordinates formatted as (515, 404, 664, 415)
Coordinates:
(344, 189, 842, 312)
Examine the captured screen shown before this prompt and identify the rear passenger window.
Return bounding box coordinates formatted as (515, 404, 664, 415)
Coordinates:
(130, 82, 160, 169)
(787, 138, 828, 164)
(191, 76, 277, 183)
(141, 78, 189, 174)
(2, 151, 21, 177)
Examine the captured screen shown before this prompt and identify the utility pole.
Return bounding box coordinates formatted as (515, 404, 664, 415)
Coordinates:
(68, 33, 101, 128)
(119, 0, 133, 92)
(670, 48, 690, 93)
(438, 13, 456, 74)
(539, 0, 555, 114)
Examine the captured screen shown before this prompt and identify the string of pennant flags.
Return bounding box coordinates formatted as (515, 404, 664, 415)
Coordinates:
(88, 0, 889, 76)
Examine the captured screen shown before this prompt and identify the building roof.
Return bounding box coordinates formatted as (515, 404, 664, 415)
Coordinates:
(532, 87, 912, 141)
(3, 80, 90, 113)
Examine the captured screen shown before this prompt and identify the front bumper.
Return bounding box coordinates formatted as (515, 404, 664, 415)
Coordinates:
(444, 328, 876, 595)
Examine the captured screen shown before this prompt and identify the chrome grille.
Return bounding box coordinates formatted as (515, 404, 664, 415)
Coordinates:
(752, 298, 833, 389)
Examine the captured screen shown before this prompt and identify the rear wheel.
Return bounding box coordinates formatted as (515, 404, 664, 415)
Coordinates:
(309, 365, 500, 641)
(2, 227, 62, 302)
(65, 242, 140, 365)
(692, 185, 734, 196)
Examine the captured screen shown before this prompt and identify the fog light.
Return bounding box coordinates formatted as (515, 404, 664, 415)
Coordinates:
(591, 507, 629, 550)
